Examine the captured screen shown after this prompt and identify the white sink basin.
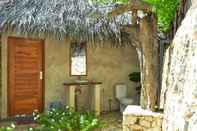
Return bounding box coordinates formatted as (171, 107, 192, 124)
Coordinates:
(75, 80, 88, 83)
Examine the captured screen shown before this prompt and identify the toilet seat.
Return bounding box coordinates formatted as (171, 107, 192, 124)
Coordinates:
(119, 98, 134, 105)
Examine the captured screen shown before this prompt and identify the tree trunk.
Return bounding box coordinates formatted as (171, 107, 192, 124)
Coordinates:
(138, 15, 158, 111)
(109, 0, 159, 111)
(125, 15, 159, 111)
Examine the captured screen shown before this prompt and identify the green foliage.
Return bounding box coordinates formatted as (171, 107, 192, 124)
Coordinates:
(30, 107, 104, 131)
(129, 72, 141, 82)
(129, 72, 141, 94)
(144, 0, 180, 32)
(0, 124, 15, 131)
(94, 0, 180, 32)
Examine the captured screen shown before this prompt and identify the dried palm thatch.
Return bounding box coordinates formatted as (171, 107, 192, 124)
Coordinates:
(0, 0, 132, 46)
(0, 16, 3, 32)
(0, 1, 7, 32)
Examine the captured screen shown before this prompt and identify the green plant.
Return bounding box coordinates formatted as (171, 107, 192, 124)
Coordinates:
(129, 72, 141, 82)
(144, 0, 180, 32)
(129, 72, 141, 94)
(30, 107, 103, 131)
(0, 123, 15, 131)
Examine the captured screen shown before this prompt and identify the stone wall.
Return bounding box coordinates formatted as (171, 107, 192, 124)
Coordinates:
(162, 3, 197, 131)
(123, 106, 163, 131)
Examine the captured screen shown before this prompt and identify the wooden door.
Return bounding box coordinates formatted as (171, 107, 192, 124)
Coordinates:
(8, 37, 44, 116)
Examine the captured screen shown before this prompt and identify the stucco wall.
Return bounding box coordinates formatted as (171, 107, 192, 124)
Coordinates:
(45, 39, 139, 112)
(1, 33, 8, 118)
(88, 44, 140, 111)
(1, 34, 139, 117)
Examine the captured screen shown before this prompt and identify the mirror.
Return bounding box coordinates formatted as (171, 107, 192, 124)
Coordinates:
(70, 42, 87, 76)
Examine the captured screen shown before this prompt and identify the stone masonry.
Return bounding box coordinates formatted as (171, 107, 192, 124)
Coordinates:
(123, 105, 163, 131)
(162, 3, 197, 131)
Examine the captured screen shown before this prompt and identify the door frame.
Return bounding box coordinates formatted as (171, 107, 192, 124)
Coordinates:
(7, 36, 45, 116)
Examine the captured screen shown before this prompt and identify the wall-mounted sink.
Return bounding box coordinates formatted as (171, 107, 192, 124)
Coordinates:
(75, 80, 89, 83)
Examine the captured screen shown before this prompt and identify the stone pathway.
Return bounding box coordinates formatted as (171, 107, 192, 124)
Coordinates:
(100, 111, 122, 131)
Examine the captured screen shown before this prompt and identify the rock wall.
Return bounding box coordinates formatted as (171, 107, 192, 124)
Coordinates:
(123, 106, 163, 131)
(162, 4, 197, 131)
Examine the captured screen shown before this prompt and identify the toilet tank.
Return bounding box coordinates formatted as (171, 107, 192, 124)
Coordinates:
(115, 83, 127, 99)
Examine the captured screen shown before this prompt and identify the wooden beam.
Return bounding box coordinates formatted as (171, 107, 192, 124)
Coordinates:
(129, 0, 153, 12)
(132, 10, 138, 25)
(108, 0, 153, 17)
(121, 24, 138, 34)
(120, 24, 140, 47)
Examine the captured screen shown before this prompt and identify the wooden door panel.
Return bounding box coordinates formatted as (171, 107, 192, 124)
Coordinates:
(8, 37, 44, 116)
(14, 99, 39, 115)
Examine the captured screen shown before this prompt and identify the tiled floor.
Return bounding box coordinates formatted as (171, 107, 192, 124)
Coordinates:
(0, 111, 123, 131)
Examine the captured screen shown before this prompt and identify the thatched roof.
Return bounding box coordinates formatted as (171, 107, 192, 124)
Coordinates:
(0, 0, 8, 32)
(0, 16, 3, 32)
(0, 0, 132, 45)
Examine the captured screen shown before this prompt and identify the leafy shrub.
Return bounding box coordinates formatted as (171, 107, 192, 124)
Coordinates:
(129, 72, 141, 94)
(129, 72, 141, 82)
(30, 107, 103, 131)
(0, 123, 15, 131)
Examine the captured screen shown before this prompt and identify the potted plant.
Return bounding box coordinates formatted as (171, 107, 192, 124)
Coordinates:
(129, 72, 141, 95)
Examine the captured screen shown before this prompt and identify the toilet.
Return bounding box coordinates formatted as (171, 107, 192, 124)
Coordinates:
(115, 83, 134, 113)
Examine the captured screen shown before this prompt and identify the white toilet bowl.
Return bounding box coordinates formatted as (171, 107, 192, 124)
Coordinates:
(115, 83, 134, 113)
(119, 97, 134, 112)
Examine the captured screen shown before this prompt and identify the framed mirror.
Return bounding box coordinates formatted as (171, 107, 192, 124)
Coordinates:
(70, 42, 87, 76)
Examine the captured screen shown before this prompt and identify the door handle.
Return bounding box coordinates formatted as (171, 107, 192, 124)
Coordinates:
(40, 71, 43, 80)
